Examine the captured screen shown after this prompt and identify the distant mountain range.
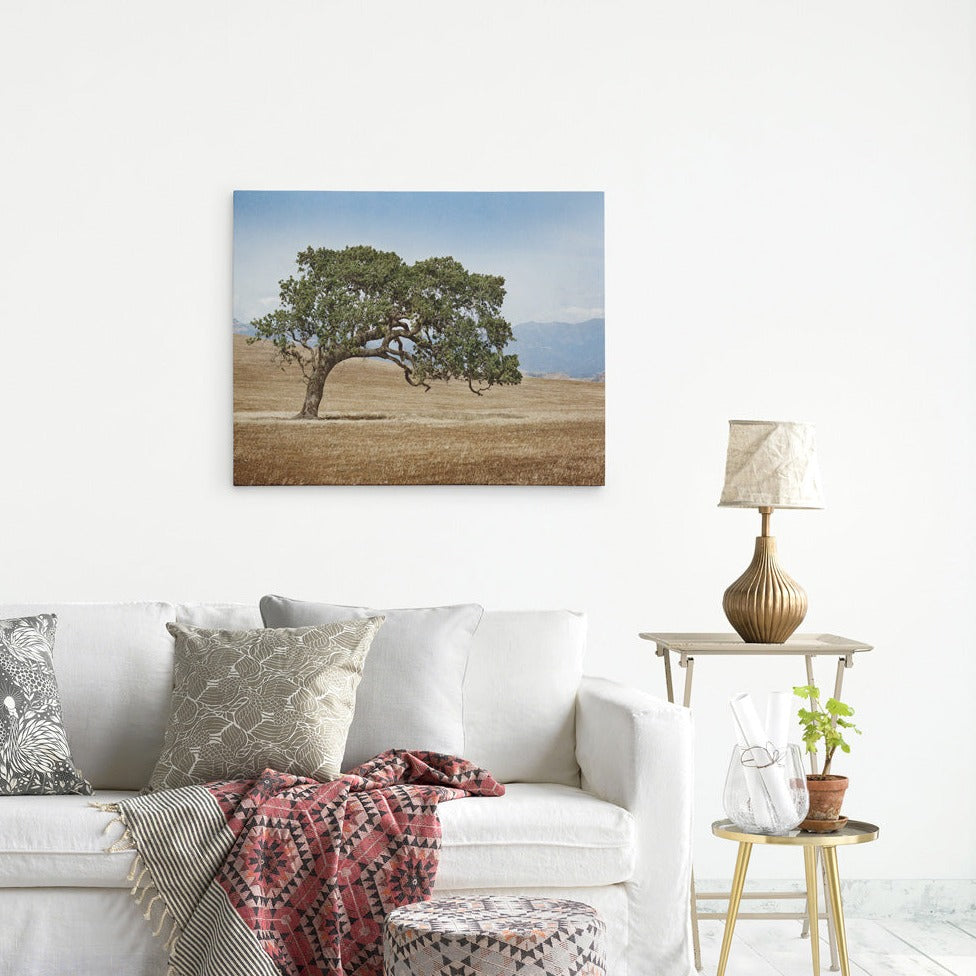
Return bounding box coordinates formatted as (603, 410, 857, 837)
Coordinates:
(233, 317, 605, 381)
(511, 319, 604, 380)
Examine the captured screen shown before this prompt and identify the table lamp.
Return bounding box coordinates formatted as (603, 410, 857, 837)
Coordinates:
(719, 420, 824, 643)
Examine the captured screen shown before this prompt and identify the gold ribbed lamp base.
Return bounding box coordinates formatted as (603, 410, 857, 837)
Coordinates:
(723, 535, 807, 644)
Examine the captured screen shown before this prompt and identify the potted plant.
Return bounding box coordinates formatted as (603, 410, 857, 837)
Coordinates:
(793, 685, 862, 831)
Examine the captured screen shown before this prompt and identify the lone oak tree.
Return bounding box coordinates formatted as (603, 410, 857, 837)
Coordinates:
(249, 245, 522, 419)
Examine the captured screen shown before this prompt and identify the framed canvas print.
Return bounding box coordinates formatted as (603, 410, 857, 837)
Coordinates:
(233, 191, 604, 486)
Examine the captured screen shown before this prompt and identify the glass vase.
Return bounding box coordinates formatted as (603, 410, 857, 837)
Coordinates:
(722, 743, 809, 835)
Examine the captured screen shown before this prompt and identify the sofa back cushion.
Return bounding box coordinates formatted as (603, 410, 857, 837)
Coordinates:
(174, 604, 586, 787)
(175, 603, 262, 632)
(0, 602, 176, 790)
(463, 610, 585, 787)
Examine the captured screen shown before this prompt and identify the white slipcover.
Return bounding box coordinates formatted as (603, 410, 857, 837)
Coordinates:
(0, 603, 695, 976)
(0, 783, 634, 892)
(578, 677, 695, 976)
(0, 791, 134, 887)
(0, 884, 630, 976)
(436, 783, 634, 889)
(174, 603, 262, 631)
(463, 610, 585, 787)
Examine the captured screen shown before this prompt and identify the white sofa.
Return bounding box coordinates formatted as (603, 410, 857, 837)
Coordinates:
(0, 602, 694, 976)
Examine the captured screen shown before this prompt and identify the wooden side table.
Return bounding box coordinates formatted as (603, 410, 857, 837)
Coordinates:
(711, 819, 879, 976)
(640, 632, 873, 972)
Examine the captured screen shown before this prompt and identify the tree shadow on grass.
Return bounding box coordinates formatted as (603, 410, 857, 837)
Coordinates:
(318, 413, 390, 421)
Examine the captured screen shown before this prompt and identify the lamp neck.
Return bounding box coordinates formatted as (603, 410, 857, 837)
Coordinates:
(759, 506, 773, 537)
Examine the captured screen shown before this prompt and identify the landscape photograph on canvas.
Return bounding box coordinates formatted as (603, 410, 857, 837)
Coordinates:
(233, 191, 604, 486)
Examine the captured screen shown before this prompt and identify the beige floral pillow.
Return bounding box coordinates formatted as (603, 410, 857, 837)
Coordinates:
(148, 618, 383, 791)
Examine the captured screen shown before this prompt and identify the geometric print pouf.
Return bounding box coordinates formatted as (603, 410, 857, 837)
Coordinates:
(383, 896, 607, 976)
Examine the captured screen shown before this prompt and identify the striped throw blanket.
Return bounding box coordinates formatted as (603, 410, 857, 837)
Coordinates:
(96, 751, 504, 976)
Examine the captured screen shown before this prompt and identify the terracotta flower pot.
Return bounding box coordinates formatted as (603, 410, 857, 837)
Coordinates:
(805, 774, 848, 821)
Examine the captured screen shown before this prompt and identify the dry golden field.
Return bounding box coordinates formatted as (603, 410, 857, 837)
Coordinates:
(234, 336, 604, 486)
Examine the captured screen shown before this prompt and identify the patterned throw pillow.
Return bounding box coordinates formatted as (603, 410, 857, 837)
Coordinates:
(0, 614, 92, 796)
(148, 618, 384, 792)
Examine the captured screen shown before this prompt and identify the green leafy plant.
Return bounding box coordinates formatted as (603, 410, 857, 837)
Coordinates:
(793, 685, 862, 776)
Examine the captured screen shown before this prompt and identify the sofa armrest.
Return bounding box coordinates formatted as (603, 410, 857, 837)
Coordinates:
(577, 676, 694, 976)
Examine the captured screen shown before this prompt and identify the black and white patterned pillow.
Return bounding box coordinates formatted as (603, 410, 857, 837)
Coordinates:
(0, 614, 92, 795)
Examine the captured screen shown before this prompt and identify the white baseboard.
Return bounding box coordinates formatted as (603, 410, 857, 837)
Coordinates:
(696, 879, 976, 917)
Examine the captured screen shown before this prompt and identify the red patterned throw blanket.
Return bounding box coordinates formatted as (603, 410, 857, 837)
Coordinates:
(96, 751, 504, 976)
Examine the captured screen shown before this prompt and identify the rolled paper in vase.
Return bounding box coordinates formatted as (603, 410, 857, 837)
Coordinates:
(728, 693, 766, 820)
(764, 691, 793, 753)
(729, 693, 797, 830)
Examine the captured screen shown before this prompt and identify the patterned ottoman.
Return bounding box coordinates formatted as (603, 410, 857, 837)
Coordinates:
(383, 896, 606, 976)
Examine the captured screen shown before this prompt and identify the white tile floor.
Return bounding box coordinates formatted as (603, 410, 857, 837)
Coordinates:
(697, 915, 976, 975)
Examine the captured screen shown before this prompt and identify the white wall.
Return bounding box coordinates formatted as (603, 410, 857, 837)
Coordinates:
(1, 1, 972, 881)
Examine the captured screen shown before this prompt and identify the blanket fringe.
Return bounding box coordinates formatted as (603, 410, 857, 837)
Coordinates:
(108, 826, 136, 853)
(91, 801, 135, 852)
(93, 800, 182, 957)
(152, 902, 173, 938)
(89, 801, 120, 814)
(131, 865, 149, 895)
(102, 815, 124, 835)
(143, 892, 161, 921)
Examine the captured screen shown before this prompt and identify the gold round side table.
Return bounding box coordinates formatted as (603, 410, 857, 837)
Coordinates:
(711, 819, 879, 976)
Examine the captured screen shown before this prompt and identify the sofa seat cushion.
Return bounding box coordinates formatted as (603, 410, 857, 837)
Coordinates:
(0, 791, 139, 887)
(0, 784, 635, 891)
(436, 782, 635, 889)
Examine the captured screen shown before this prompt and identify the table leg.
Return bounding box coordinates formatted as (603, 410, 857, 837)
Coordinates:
(661, 646, 675, 705)
(800, 656, 816, 937)
(822, 848, 840, 969)
(682, 656, 695, 708)
(680, 655, 700, 968)
(804, 846, 821, 976)
(801, 656, 841, 970)
(820, 656, 847, 972)
(822, 847, 851, 976)
(717, 841, 752, 976)
(804, 655, 819, 774)
(833, 655, 846, 702)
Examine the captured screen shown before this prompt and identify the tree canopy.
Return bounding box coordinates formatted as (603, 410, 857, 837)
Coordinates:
(249, 245, 522, 419)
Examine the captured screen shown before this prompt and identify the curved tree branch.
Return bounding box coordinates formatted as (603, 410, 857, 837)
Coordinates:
(371, 349, 432, 391)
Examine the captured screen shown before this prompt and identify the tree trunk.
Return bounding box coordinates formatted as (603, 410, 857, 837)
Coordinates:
(295, 363, 334, 419)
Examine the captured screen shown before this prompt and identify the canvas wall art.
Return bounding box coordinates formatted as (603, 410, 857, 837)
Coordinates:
(233, 191, 604, 486)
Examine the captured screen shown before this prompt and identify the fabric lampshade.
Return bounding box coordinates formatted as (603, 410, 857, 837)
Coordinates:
(719, 420, 824, 509)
